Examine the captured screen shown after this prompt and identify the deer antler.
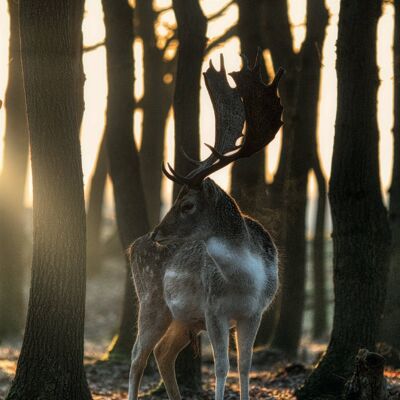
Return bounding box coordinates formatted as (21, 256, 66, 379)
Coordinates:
(163, 49, 284, 188)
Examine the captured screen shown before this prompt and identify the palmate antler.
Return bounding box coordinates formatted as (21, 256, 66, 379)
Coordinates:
(163, 48, 284, 188)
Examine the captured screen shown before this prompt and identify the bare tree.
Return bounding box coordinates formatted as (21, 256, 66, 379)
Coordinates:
(6, 1, 91, 398)
(0, 0, 29, 339)
(171, 0, 207, 391)
(381, 0, 400, 350)
(271, 0, 329, 357)
(101, 0, 150, 359)
(297, 0, 391, 397)
(137, 0, 176, 227)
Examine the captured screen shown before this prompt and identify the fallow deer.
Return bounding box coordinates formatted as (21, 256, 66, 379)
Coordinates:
(128, 51, 284, 400)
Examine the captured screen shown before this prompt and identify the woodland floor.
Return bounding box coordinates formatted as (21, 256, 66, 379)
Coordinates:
(1, 252, 400, 399)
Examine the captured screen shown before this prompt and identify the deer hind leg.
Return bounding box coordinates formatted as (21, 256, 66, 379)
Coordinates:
(128, 305, 171, 400)
(235, 314, 262, 400)
(206, 314, 230, 400)
(154, 321, 192, 400)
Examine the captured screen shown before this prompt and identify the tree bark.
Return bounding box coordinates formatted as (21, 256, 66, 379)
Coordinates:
(0, 0, 29, 339)
(86, 134, 107, 276)
(297, 1, 391, 397)
(101, 0, 150, 359)
(6, 1, 91, 398)
(381, 0, 400, 350)
(137, 0, 175, 228)
(172, 0, 207, 200)
(171, 0, 207, 391)
(230, 0, 268, 218)
(271, 0, 328, 357)
(312, 156, 328, 339)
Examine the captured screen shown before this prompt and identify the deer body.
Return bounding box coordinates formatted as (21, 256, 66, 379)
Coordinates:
(128, 53, 284, 400)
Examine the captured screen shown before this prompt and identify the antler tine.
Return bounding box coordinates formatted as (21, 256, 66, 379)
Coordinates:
(180, 147, 202, 166)
(162, 163, 190, 185)
(271, 67, 285, 92)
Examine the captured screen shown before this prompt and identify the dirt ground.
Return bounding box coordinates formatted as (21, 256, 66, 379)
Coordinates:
(1, 256, 399, 399)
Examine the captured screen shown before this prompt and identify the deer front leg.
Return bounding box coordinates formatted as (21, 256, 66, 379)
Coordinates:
(154, 321, 191, 400)
(235, 314, 261, 400)
(206, 314, 230, 400)
(128, 305, 171, 400)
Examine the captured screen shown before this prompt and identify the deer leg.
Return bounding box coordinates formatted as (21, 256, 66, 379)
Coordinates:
(235, 315, 261, 400)
(205, 314, 230, 400)
(128, 305, 171, 400)
(154, 321, 191, 400)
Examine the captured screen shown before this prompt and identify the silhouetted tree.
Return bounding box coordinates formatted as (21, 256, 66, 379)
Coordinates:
(101, 0, 150, 359)
(381, 0, 400, 350)
(86, 135, 107, 276)
(0, 0, 29, 339)
(271, 0, 329, 357)
(171, 0, 207, 391)
(6, 1, 91, 398)
(230, 0, 268, 218)
(297, 1, 391, 397)
(137, 0, 176, 227)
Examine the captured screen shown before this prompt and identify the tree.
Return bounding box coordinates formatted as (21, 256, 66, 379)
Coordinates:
(270, 0, 329, 357)
(6, 1, 91, 398)
(0, 0, 29, 339)
(171, 0, 207, 391)
(381, 0, 400, 350)
(86, 135, 107, 276)
(101, 0, 150, 359)
(230, 0, 268, 218)
(137, 0, 176, 228)
(297, 0, 391, 397)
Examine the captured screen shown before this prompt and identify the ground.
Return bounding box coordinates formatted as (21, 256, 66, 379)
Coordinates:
(1, 252, 399, 399)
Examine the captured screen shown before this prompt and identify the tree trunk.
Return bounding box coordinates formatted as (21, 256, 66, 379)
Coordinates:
(0, 0, 29, 339)
(86, 134, 107, 276)
(312, 156, 328, 339)
(381, 0, 400, 350)
(230, 0, 268, 218)
(6, 1, 91, 398)
(101, 0, 150, 359)
(271, 0, 328, 358)
(137, 0, 175, 228)
(297, 1, 391, 397)
(171, 0, 206, 391)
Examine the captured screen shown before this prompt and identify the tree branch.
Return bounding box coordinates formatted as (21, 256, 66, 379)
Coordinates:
(83, 41, 105, 53)
(207, 0, 235, 21)
(205, 25, 237, 55)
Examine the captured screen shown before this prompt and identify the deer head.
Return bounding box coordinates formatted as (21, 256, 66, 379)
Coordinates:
(152, 50, 284, 243)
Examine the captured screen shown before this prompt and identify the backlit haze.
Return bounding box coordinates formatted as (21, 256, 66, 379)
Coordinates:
(0, 0, 395, 229)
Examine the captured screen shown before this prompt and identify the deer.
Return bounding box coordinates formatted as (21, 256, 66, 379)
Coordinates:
(128, 50, 284, 400)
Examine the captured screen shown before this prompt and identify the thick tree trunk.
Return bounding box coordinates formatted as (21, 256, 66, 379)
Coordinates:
(101, 0, 150, 359)
(381, 0, 400, 350)
(312, 156, 328, 339)
(137, 0, 175, 228)
(86, 135, 107, 276)
(271, 0, 328, 357)
(230, 0, 268, 217)
(0, 0, 29, 339)
(171, 0, 206, 391)
(6, 1, 91, 398)
(297, 1, 391, 397)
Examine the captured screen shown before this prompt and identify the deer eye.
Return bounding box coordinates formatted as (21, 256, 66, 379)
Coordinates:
(181, 201, 195, 214)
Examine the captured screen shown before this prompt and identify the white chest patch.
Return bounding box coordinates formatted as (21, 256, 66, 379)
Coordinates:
(206, 237, 266, 292)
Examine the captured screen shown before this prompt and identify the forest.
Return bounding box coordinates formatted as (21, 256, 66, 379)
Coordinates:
(0, 0, 399, 399)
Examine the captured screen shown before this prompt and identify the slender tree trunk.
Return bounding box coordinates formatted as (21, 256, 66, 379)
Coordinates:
(271, 0, 328, 357)
(297, 1, 391, 397)
(171, 0, 206, 391)
(0, 0, 29, 339)
(312, 156, 328, 339)
(86, 134, 107, 276)
(230, 0, 268, 217)
(137, 0, 174, 227)
(101, 0, 150, 359)
(381, 0, 400, 350)
(6, 1, 91, 398)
